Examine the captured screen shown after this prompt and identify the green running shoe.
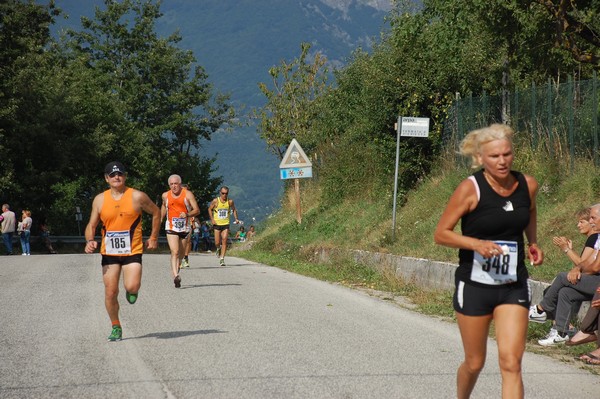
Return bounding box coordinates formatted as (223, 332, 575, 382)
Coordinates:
(126, 291, 138, 304)
(108, 325, 122, 341)
(219, 258, 225, 267)
(215, 246, 220, 257)
(181, 258, 189, 268)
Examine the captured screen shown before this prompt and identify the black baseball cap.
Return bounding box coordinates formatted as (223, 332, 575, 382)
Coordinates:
(104, 161, 126, 175)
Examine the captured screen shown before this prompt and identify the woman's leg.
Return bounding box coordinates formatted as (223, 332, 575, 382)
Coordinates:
(24, 231, 30, 254)
(20, 234, 26, 254)
(456, 312, 492, 399)
(494, 304, 528, 399)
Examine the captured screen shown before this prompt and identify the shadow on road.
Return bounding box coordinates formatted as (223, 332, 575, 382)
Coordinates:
(180, 283, 242, 290)
(131, 329, 227, 340)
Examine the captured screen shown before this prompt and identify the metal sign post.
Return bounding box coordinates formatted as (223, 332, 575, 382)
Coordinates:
(392, 121, 401, 241)
(392, 117, 430, 240)
(75, 206, 83, 236)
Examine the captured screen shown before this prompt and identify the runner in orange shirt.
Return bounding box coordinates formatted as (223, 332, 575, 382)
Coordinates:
(84, 161, 161, 341)
(161, 174, 200, 288)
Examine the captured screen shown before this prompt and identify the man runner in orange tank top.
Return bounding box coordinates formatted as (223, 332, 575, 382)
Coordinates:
(84, 161, 161, 341)
(161, 174, 200, 288)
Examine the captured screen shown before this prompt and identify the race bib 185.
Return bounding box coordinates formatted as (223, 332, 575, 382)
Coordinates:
(104, 230, 132, 255)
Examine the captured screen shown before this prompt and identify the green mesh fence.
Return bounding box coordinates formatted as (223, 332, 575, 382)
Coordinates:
(443, 72, 599, 166)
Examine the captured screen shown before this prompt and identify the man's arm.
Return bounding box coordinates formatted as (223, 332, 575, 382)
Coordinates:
(185, 191, 200, 218)
(160, 192, 167, 224)
(229, 199, 239, 223)
(84, 194, 103, 254)
(577, 235, 600, 273)
(523, 174, 543, 266)
(136, 190, 161, 249)
(579, 251, 600, 274)
(577, 248, 600, 274)
(208, 199, 216, 224)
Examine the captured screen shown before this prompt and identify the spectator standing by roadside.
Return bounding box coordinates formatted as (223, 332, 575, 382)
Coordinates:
(434, 124, 543, 399)
(19, 210, 32, 255)
(1, 204, 16, 255)
(191, 217, 200, 252)
(201, 221, 211, 252)
(84, 161, 161, 341)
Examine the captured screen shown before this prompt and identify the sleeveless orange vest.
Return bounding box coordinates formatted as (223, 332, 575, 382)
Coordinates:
(164, 188, 191, 232)
(100, 188, 143, 255)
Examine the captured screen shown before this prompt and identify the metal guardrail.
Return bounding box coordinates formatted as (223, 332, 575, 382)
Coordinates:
(51, 236, 171, 244)
(6, 235, 239, 255)
(19, 235, 233, 246)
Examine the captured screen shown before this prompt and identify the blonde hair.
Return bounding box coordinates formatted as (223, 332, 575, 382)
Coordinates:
(459, 123, 514, 169)
(575, 207, 591, 221)
(22, 210, 31, 217)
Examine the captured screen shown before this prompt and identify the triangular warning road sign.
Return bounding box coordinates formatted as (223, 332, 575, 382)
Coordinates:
(279, 138, 312, 168)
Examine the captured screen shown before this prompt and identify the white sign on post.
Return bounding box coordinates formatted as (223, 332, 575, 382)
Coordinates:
(399, 117, 430, 137)
(392, 116, 430, 240)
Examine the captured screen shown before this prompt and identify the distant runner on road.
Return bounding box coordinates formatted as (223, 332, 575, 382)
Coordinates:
(84, 161, 161, 342)
(208, 186, 239, 266)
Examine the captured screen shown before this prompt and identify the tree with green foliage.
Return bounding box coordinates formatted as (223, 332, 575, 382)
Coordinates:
(0, 0, 94, 231)
(0, 0, 233, 234)
(254, 42, 329, 159)
(0, 0, 55, 197)
(297, 0, 599, 204)
(67, 0, 234, 207)
(533, 0, 600, 67)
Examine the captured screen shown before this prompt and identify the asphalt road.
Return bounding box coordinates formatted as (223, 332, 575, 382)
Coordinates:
(1, 253, 599, 398)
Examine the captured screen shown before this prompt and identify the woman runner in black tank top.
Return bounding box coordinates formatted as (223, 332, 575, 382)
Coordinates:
(457, 169, 531, 285)
(434, 124, 544, 399)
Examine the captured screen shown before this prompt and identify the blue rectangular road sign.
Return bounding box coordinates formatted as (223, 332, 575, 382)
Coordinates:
(280, 167, 313, 180)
